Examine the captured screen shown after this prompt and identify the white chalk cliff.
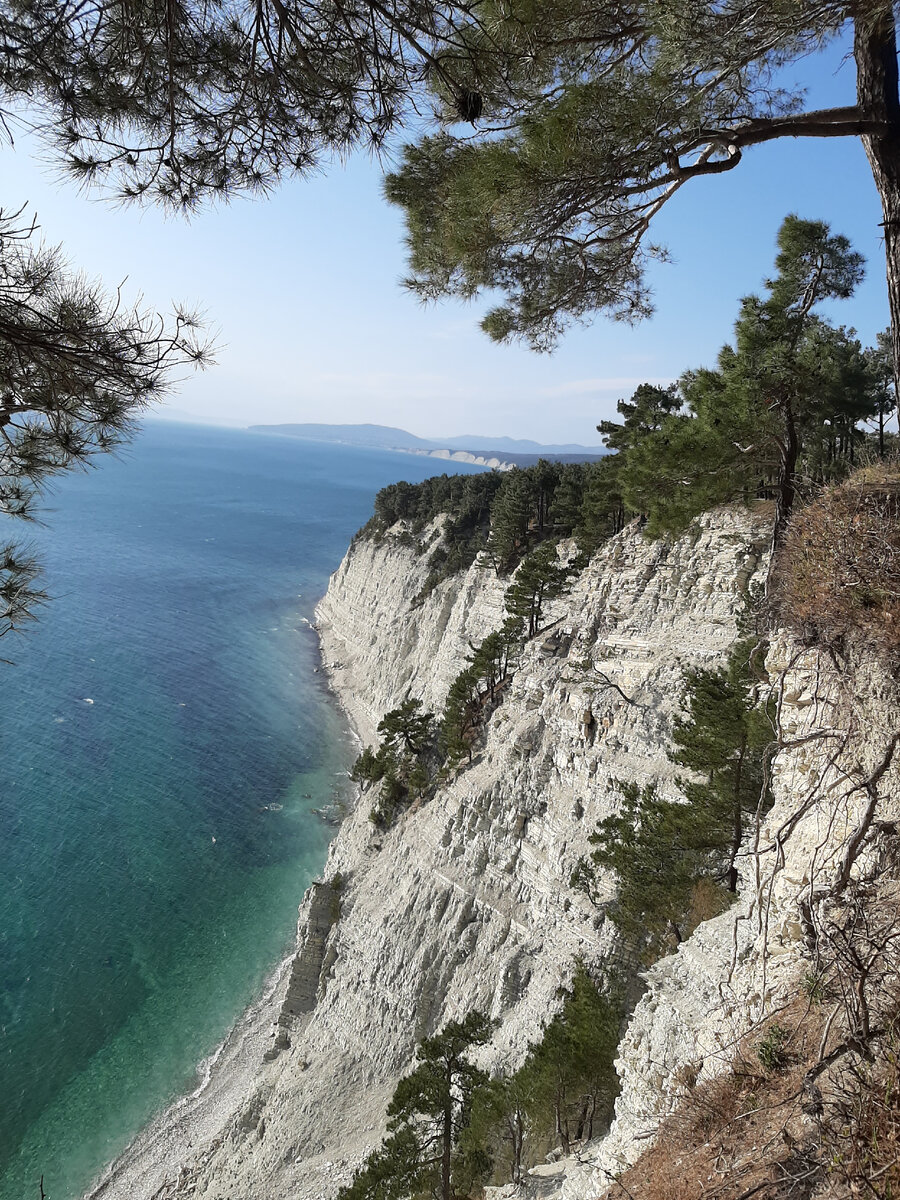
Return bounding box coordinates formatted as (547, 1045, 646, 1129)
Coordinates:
(134, 505, 899, 1200)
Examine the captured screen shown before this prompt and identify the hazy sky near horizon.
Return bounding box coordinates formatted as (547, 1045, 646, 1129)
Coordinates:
(3, 33, 894, 445)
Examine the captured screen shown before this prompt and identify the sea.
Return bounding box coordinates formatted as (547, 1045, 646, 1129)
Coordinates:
(0, 420, 486, 1200)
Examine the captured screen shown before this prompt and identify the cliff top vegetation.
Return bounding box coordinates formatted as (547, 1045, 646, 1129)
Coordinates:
(6, 3, 900, 640)
(361, 215, 896, 607)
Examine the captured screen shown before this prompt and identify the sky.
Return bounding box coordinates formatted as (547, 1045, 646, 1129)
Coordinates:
(1, 32, 893, 446)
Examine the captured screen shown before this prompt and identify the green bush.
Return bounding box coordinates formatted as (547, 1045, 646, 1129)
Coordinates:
(756, 1023, 790, 1073)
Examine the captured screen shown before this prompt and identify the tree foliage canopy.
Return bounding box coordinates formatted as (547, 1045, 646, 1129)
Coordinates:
(351, 697, 437, 827)
(5, 0, 900, 635)
(0, 206, 211, 635)
(5, 3, 899, 348)
(612, 217, 885, 543)
(504, 542, 580, 638)
(383, 2, 900, 352)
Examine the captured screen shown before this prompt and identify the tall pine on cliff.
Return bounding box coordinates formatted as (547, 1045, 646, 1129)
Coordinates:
(615, 217, 883, 546)
(336, 1013, 492, 1200)
(575, 640, 773, 952)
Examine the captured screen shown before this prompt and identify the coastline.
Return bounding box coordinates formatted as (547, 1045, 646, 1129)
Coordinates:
(82, 626, 360, 1200)
(83, 951, 294, 1200)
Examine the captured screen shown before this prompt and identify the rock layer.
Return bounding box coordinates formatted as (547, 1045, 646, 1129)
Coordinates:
(105, 502, 900, 1200)
(153, 508, 772, 1199)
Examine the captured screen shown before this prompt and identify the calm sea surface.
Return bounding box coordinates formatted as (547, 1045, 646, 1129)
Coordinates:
(0, 421, 484, 1200)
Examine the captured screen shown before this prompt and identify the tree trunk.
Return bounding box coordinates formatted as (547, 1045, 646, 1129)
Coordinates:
(772, 399, 799, 552)
(855, 10, 900, 420)
(511, 1109, 524, 1184)
(727, 737, 747, 894)
(555, 1083, 570, 1155)
(442, 1068, 452, 1200)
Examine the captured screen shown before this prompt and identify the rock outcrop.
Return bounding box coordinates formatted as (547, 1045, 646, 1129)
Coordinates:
(152, 507, 774, 1199)
(124, 503, 899, 1200)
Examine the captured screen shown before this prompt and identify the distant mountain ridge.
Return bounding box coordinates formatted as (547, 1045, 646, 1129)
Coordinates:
(248, 423, 606, 465)
(435, 433, 604, 454)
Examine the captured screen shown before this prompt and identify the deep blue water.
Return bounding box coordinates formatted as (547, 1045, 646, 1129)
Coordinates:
(0, 421, 485, 1200)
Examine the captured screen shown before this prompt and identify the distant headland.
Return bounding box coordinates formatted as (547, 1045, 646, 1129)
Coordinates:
(247, 422, 607, 470)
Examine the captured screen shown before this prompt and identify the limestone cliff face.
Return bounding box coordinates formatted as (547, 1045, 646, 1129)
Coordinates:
(168, 508, 773, 1200)
(544, 632, 900, 1200)
(159, 504, 900, 1200)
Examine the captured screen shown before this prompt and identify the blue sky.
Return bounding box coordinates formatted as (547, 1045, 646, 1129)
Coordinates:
(1, 33, 892, 445)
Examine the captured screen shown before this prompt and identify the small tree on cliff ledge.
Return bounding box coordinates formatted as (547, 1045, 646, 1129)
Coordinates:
(336, 1012, 493, 1200)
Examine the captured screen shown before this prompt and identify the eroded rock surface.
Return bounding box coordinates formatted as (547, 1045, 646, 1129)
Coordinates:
(149, 509, 773, 1199)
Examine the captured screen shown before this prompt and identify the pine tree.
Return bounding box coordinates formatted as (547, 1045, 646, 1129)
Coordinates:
(619, 217, 882, 545)
(574, 641, 774, 952)
(670, 641, 775, 893)
(518, 967, 622, 1155)
(530, 459, 562, 536)
(384, 4, 900, 397)
(505, 543, 579, 638)
(863, 329, 898, 456)
(597, 383, 682, 454)
(337, 1013, 493, 1200)
(468, 621, 523, 699)
(577, 459, 627, 548)
(440, 666, 482, 767)
(349, 745, 385, 790)
(548, 464, 587, 535)
(574, 779, 705, 953)
(378, 698, 435, 756)
(487, 471, 534, 574)
(0, 211, 211, 633)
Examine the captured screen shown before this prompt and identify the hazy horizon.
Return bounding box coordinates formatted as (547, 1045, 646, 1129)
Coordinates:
(4, 29, 894, 443)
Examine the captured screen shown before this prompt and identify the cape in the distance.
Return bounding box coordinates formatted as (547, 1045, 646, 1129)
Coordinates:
(248, 423, 608, 469)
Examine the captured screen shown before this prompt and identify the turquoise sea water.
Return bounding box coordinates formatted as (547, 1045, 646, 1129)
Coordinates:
(0, 421, 484, 1200)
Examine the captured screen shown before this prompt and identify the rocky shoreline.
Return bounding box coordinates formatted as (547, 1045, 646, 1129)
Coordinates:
(78, 504, 900, 1200)
(82, 952, 297, 1200)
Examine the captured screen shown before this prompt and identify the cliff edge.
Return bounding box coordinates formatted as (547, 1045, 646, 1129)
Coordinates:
(108, 503, 900, 1200)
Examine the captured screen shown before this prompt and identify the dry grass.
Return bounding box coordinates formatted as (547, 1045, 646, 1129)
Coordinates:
(598, 877, 900, 1200)
(773, 464, 900, 655)
(600, 999, 827, 1200)
(685, 878, 735, 934)
(818, 1025, 900, 1199)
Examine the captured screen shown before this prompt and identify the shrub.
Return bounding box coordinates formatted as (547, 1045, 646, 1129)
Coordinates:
(774, 464, 900, 654)
(756, 1022, 790, 1072)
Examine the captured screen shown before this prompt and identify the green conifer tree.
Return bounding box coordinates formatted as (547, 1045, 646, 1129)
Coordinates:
(337, 1013, 493, 1200)
(530, 459, 562, 535)
(597, 383, 682, 453)
(378, 698, 435, 756)
(487, 471, 534, 573)
(619, 217, 880, 544)
(505, 543, 579, 638)
(440, 666, 482, 767)
(548, 464, 587, 535)
(574, 641, 773, 952)
(577, 459, 627, 548)
(457, 968, 622, 1185)
(670, 640, 775, 892)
